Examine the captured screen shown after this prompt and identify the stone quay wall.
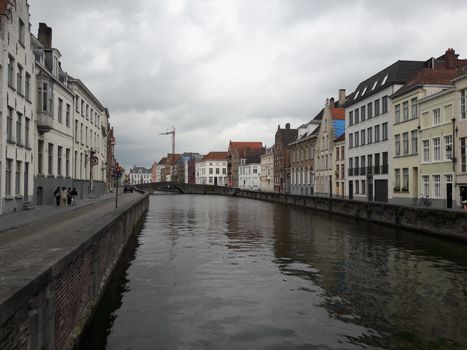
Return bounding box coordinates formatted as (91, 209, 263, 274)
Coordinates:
(0, 195, 149, 350)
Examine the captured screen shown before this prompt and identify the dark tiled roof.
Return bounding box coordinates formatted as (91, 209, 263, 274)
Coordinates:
(244, 153, 262, 164)
(204, 151, 228, 161)
(346, 60, 427, 107)
(334, 133, 345, 142)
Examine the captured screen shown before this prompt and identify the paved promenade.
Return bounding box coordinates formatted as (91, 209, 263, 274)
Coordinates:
(0, 191, 145, 318)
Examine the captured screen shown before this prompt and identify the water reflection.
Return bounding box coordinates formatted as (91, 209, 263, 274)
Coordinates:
(81, 195, 467, 350)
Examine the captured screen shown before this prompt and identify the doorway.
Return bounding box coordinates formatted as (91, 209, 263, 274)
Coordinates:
(36, 186, 43, 206)
(446, 183, 453, 209)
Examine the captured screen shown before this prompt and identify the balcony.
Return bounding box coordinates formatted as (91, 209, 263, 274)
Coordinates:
(381, 164, 388, 174)
(360, 167, 366, 175)
(366, 166, 373, 175)
(374, 165, 380, 175)
(348, 168, 353, 176)
(37, 111, 53, 133)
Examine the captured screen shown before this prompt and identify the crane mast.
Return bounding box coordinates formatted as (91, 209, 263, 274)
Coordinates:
(159, 127, 176, 181)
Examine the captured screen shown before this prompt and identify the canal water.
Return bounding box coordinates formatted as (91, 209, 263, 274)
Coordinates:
(80, 194, 467, 350)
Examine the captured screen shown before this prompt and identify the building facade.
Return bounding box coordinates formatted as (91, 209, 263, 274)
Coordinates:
(238, 154, 261, 191)
(195, 152, 228, 186)
(227, 141, 263, 188)
(333, 134, 345, 197)
(0, 0, 35, 213)
(129, 166, 151, 185)
(260, 147, 274, 192)
(454, 72, 467, 205)
(273, 124, 297, 193)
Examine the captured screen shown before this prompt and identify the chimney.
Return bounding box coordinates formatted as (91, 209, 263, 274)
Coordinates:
(330, 97, 335, 107)
(445, 48, 456, 70)
(285, 123, 290, 129)
(38, 23, 52, 48)
(338, 89, 346, 107)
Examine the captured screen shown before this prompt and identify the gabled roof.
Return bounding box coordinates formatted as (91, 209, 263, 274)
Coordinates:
(204, 151, 228, 161)
(391, 68, 459, 98)
(158, 157, 167, 165)
(346, 60, 426, 107)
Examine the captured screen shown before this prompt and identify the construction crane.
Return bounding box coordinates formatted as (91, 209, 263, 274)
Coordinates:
(159, 126, 176, 155)
(159, 127, 176, 181)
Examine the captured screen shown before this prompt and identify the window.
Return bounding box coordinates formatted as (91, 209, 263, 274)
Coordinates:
(367, 127, 372, 144)
(361, 180, 366, 194)
(355, 109, 360, 124)
(403, 101, 409, 121)
(16, 112, 22, 145)
(374, 99, 380, 116)
(340, 146, 344, 161)
(367, 102, 373, 119)
(361, 105, 366, 121)
(355, 157, 359, 173)
(349, 158, 353, 174)
(395, 104, 401, 123)
(58, 98, 63, 123)
(395, 135, 401, 156)
(422, 175, 430, 197)
(16, 161, 21, 195)
(8, 55, 14, 87)
(382, 96, 388, 114)
(25, 118, 30, 148)
(355, 132, 359, 147)
(356, 179, 360, 194)
(57, 146, 62, 176)
(433, 137, 441, 161)
(361, 129, 366, 146)
(403, 132, 409, 155)
(209, 168, 213, 174)
(411, 98, 418, 119)
(402, 168, 409, 190)
(349, 111, 353, 126)
(411, 130, 418, 154)
(374, 125, 380, 142)
(81, 100, 84, 115)
(66, 104, 71, 127)
(38, 140, 44, 175)
(253, 167, 258, 174)
(462, 89, 466, 119)
(382, 123, 388, 140)
(48, 143, 53, 175)
(17, 64, 23, 94)
(361, 156, 366, 173)
(423, 140, 430, 162)
(39, 82, 53, 113)
(80, 123, 84, 143)
(6, 159, 12, 196)
(394, 169, 401, 190)
(25, 73, 31, 100)
(367, 154, 372, 169)
(19, 18, 25, 45)
(216, 168, 220, 174)
(433, 175, 441, 198)
(381, 74, 388, 85)
(66, 149, 70, 177)
(349, 133, 353, 148)
(433, 108, 441, 125)
(7, 108, 13, 142)
(372, 80, 378, 91)
(445, 135, 453, 160)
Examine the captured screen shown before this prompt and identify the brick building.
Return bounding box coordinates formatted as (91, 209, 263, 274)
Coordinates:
(227, 141, 263, 188)
(273, 124, 298, 193)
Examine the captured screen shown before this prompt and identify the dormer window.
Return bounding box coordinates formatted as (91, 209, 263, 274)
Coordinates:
(372, 80, 378, 91)
(381, 74, 389, 85)
(362, 86, 367, 95)
(354, 91, 360, 99)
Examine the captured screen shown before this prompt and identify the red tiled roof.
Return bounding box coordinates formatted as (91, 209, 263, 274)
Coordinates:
(229, 141, 262, 149)
(203, 151, 228, 161)
(330, 107, 345, 120)
(394, 68, 459, 97)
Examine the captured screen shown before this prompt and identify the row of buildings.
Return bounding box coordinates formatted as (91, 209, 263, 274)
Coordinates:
(140, 48, 467, 210)
(0, 1, 116, 214)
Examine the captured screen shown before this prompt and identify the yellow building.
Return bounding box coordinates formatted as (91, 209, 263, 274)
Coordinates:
(390, 68, 457, 206)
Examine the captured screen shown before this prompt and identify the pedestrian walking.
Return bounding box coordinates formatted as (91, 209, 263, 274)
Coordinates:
(67, 187, 72, 205)
(53, 187, 61, 206)
(59, 187, 68, 207)
(70, 187, 78, 206)
(461, 188, 467, 211)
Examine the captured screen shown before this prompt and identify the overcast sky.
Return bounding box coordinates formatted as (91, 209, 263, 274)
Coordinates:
(29, 0, 467, 169)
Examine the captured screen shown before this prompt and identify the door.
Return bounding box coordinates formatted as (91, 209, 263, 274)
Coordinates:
(349, 181, 353, 200)
(24, 163, 29, 202)
(446, 183, 453, 209)
(368, 179, 374, 202)
(374, 179, 388, 202)
(36, 186, 43, 206)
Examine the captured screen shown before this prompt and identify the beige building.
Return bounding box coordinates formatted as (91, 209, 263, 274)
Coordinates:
(390, 68, 458, 206)
(260, 147, 274, 192)
(314, 91, 345, 196)
(333, 134, 345, 197)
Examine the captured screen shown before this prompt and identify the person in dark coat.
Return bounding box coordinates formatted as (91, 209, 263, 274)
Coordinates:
(67, 187, 72, 205)
(53, 187, 61, 206)
(461, 188, 467, 211)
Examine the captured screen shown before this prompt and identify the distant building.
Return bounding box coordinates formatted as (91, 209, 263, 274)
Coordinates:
(238, 153, 263, 190)
(163, 153, 181, 181)
(156, 157, 167, 182)
(227, 141, 263, 188)
(260, 147, 274, 192)
(196, 152, 228, 186)
(333, 133, 345, 197)
(151, 161, 158, 183)
(273, 124, 297, 193)
(314, 91, 346, 196)
(129, 166, 151, 185)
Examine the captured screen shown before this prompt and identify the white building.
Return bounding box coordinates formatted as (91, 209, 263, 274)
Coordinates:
(129, 166, 151, 185)
(260, 147, 274, 192)
(345, 60, 426, 202)
(0, 0, 35, 214)
(238, 154, 261, 190)
(195, 152, 228, 185)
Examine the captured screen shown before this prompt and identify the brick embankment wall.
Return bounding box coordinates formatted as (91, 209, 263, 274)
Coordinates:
(0, 194, 149, 350)
(228, 189, 467, 240)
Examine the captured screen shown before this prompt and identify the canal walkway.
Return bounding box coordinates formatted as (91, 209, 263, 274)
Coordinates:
(0, 191, 145, 324)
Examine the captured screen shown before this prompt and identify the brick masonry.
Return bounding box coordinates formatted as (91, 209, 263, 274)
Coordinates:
(0, 195, 149, 350)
